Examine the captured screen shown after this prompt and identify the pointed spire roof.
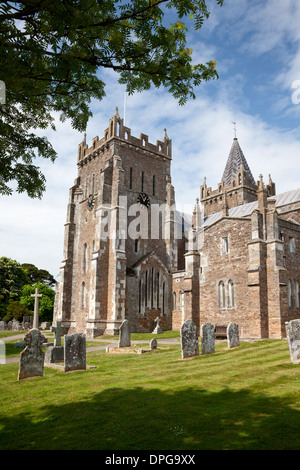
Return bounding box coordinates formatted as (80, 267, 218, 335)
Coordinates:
(221, 138, 255, 186)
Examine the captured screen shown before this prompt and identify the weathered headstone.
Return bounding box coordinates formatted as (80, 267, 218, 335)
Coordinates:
(286, 320, 300, 364)
(12, 319, 21, 331)
(7, 321, 13, 331)
(0, 321, 6, 331)
(227, 323, 240, 349)
(31, 287, 43, 329)
(150, 338, 158, 350)
(201, 323, 215, 355)
(118, 319, 131, 347)
(18, 328, 46, 380)
(40, 322, 51, 330)
(152, 316, 163, 334)
(180, 320, 199, 359)
(64, 333, 86, 372)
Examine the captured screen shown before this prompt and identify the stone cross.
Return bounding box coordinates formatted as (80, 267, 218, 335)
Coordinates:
(51, 321, 63, 347)
(31, 288, 43, 329)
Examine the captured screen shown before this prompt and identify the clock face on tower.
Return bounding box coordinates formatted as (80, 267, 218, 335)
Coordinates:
(137, 192, 150, 208)
(87, 194, 95, 211)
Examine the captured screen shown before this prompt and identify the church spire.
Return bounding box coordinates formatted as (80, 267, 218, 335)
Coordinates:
(221, 137, 255, 187)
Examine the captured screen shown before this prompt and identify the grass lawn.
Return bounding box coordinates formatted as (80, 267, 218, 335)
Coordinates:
(0, 336, 300, 450)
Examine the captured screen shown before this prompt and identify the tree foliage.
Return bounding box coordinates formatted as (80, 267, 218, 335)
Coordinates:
(21, 263, 56, 286)
(0, 256, 29, 304)
(0, 0, 223, 198)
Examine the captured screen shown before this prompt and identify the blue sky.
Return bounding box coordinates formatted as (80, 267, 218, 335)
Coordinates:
(1, 0, 300, 278)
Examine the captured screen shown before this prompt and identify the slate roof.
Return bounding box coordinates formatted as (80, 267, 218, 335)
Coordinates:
(221, 138, 256, 186)
(203, 188, 300, 228)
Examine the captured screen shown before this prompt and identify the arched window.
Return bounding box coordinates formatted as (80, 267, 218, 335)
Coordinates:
(218, 281, 225, 308)
(145, 271, 148, 308)
(138, 280, 142, 313)
(296, 282, 300, 309)
(156, 272, 160, 308)
(82, 243, 88, 273)
(228, 280, 235, 308)
(288, 279, 293, 308)
(179, 291, 183, 311)
(173, 292, 177, 310)
(81, 282, 86, 309)
(162, 282, 166, 316)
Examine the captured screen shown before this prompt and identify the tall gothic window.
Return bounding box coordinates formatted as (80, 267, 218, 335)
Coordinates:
(82, 243, 88, 273)
(288, 280, 293, 308)
(296, 282, 300, 309)
(218, 281, 225, 308)
(173, 292, 177, 310)
(81, 282, 86, 309)
(228, 280, 235, 308)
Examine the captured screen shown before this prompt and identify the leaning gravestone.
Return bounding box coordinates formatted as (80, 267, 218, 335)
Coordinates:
(201, 323, 215, 355)
(18, 328, 46, 380)
(180, 320, 199, 359)
(286, 319, 300, 364)
(64, 333, 86, 372)
(118, 319, 131, 347)
(227, 323, 240, 349)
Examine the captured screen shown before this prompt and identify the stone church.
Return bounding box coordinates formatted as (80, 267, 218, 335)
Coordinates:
(54, 109, 300, 339)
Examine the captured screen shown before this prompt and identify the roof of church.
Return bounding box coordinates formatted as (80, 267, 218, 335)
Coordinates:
(203, 188, 300, 227)
(221, 138, 256, 186)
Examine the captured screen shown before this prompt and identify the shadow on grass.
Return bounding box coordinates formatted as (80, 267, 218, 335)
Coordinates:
(1, 385, 300, 450)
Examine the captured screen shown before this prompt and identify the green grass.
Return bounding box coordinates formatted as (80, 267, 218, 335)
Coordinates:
(1, 337, 300, 450)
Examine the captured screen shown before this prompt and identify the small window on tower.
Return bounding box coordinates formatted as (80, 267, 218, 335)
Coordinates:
(153, 175, 156, 196)
(129, 167, 133, 190)
(289, 237, 296, 253)
(222, 237, 229, 254)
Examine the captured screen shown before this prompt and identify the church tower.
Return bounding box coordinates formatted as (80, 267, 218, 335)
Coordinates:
(54, 109, 178, 338)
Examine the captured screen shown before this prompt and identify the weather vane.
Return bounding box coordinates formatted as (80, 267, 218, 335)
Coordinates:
(232, 121, 237, 139)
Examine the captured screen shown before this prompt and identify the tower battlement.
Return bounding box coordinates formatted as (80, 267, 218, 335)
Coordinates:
(77, 107, 172, 165)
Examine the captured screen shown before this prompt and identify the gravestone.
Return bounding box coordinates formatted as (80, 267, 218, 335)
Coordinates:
(18, 328, 46, 380)
(180, 320, 199, 359)
(118, 319, 131, 347)
(40, 322, 51, 330)
(150, 338, 158, 350)
(286, 320, 300, 364)
(45, 321, 64, 363)
(152, 316, 163, 334)
(12, 319, 21, 331)
(227, 323, 240, 349)
(7, 321, 13, 331)
(0, 321, 6, 331)
(64, 333, 86, 372)
(201, 323, 215, 355)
